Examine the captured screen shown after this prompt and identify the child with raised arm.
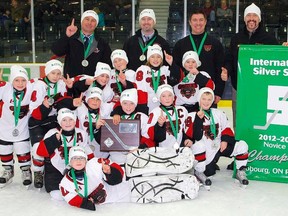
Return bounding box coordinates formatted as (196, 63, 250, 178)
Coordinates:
(174, 51, 215, 113)
(147, 84, 190, 149)
(29, 59, 77, 189)
(184, 87, 249, 189)
(134, 44, 179, 114)
(59, 146, 129, 211)
(35, 108, 94, 200)
(0, 65, 33, 188)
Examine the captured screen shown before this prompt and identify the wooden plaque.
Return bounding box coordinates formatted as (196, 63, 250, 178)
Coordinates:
(100, 119, 140, 151)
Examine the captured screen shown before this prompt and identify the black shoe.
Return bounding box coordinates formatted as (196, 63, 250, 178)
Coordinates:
(227, 161, 234, 170)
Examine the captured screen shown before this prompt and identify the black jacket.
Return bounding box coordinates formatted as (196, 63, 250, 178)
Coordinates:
(123, 29, 171, 71)
(51, 30, 112, 78)
(225, 25, 279, 89)
(172, 32, 225, 98)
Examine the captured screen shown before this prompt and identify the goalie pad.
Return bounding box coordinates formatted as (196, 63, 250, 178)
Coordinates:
(129, 174, 199, 203)
(125, 147, 194, 177)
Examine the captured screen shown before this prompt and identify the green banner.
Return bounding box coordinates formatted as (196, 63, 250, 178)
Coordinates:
(237, 45, 288, 183)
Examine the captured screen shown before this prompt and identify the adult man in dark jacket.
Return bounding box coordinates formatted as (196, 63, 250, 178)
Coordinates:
(51, 10, 112, 78)
(173, 9, 225, 105)
(123, 9, 171, 71)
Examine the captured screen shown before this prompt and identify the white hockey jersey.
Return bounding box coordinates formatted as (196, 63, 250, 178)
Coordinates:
(185, 108, 234, 164)
(0, 81, 33, 142)
(36, 127, 94, 174)
(135, 65, 170, 112)
(59, 158, 130, 208)
(147, 106, 188, 148)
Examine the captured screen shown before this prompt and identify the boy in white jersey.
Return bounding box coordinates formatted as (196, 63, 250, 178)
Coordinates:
(0, 65, 33, 188)
(29, 59, 77, 189)
(184, 87, 249, 188)
(147, 84, 190, 149)
(35, 108, 94, 199)
(59, 146, 127, 211)
(173, 51, 215, 113)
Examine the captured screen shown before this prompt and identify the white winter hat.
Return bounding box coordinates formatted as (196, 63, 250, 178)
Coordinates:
(94, 62, 111, 78)
(139, 9, 156, 24)
(57, 108, 76, 124)
(120, 88, 138, 105)
(147, 44, 163, 60)
(156, 84, 174, 100)
(244, 3, 261, 22)
(45, 59, 63, 76)
(197, 87, 214, 103)
(69, 146, 87, 164)
(9, 65, 29, 82)
(85, 86, 103, 102)
(81, 10, 99, 26)
(182, 51, 201, 68)
(110, 49, 129, 67)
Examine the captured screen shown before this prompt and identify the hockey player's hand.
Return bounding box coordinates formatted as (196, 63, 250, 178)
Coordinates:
(0, 68, 3, 81)
(158, 110, 166, 127)
(197, 108, 205, 119)
(56, 129, 62, 140)
(164, 50, 173, 66)
(101, 158, 111, 174)
(85, 77, 95, 86)
(62, 74, 74, 89)
(220, 141, 228, 152)
(43, 97, 50, 108)
(184, 139, 193, 147)
(66, 18, 78, 37)
(73, 93, 83, 107)
(221, 67, 228, 81)
(89, 184, 107, 204)
(96, 118, 105, 129)
(189, 68, 199, 75)
(113, 114, 121, 125)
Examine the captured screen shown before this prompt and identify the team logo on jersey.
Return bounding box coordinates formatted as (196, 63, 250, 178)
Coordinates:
(9, 104, 29, 119)
(146, 74, 166, 89)
(178, 83, 197, 98)
(204, 45, 212, 52)
(203, 123, 219, 140)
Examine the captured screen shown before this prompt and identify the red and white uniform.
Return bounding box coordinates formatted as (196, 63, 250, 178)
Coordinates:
(135, 65, 170, 112)
(59, 158, 130, 208)
(147, 106, 188, 148)
(36, 128, 94, 174)
(0, 81, 33, 167)
(185, 108, 248, 172)
(105, 69, 136, 116)
(76, 103, 109, 159)
(174, 71, 215, 106)
(30, 78, 68, 119)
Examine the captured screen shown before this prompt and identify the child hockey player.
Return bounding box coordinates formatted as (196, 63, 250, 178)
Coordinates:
(0, 65, 33, 188)
(173, 51, 215, 112)
(108, 88, 154, 165)
(135, 44, 179, 114)
(147, 84, 190, 149)
(29, 59, 76, 189)
(35, 108, 94, 199)
(184, 87, 249, 188)
(59, 146, 128, 211)
(107, 49, 136, 116)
